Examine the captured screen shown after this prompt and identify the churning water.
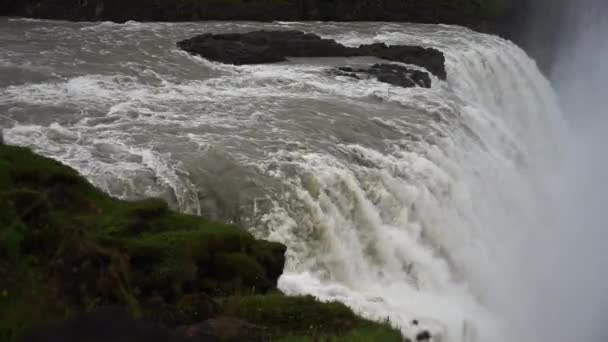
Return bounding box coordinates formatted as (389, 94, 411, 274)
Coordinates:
(0, 18, 567, 341)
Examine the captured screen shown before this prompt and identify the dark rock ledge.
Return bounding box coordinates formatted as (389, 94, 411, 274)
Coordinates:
(333, 64, 433, 89)
(177, 30, 446, 80)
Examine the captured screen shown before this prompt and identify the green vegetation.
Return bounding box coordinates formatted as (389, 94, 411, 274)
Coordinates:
(0, 144, 284, 340)
(223, 295, 403, 341)
(0, 144, 402, 341)
(279, 326, 403, 342)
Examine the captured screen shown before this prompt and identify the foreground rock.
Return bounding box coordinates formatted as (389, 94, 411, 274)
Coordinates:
(334, 64, 433, 88)
(0, 144, 284, 339)
(178, 30, 446, 79)
(0, 144, 403, 341)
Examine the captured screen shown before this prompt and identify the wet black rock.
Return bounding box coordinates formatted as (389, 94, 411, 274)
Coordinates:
(177, 30, 446, 80)
(358, 43, 446, 80)
(177, 30, 350, 65)
(334, 64, 432, 88)
(416, 330, 432, 341)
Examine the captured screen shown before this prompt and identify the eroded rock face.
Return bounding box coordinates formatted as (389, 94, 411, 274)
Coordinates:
(334, 64, 433, 88)
(177, 30, 446, 80)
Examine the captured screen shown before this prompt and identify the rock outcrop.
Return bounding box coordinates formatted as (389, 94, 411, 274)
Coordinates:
(178, 30, 446, 80)
(333, 64, 433, 88)
(0, 144, 284, 339)
(178, 30, 350, 65)
(0, 144, 404, 341)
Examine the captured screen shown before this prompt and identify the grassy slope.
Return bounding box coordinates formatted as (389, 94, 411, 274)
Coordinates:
(225, 295, 403, 341)
(0, 144, 401, 342)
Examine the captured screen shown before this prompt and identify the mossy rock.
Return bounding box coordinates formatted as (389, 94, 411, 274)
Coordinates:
(0, 145, 400, 342)
(0, 145, 286, 341)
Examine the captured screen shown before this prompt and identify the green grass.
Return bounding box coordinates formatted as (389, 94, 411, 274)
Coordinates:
(221, 294, 403, 340)
(279, 326, 404, 342)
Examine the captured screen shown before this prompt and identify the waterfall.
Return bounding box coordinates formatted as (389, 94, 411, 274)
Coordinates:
(0, 19, 567, 342)
(254, 27, 566, 342)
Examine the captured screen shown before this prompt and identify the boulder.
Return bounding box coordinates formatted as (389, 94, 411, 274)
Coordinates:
(359, 43, 446, 80)
(334, 64, 432, 88)
(177, 34, 284, 65)
(178, 31, 446, 80)
(416, 330, 432, 341)
(177, 31, 351, 65)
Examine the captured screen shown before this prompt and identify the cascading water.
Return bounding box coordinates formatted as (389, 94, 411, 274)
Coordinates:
(0, 19, 565, 341)
(266, 27, 566, 342)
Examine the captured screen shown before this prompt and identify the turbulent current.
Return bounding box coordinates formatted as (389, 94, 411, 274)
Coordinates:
(0, 19, 566, 341)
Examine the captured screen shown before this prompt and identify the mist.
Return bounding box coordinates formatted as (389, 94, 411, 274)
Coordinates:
(506, 1, 608, 341)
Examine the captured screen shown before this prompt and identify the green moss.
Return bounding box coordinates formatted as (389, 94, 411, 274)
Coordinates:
(0, 145, 285, 341)
(279, 326, 404, 342)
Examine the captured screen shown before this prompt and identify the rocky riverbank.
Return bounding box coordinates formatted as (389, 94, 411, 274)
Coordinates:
(0, 144, 406, 342)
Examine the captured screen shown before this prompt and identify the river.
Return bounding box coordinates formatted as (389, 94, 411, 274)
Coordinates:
(0, 18, 567, 341)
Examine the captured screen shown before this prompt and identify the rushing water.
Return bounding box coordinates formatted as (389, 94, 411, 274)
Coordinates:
(0, 18, 566, 341)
